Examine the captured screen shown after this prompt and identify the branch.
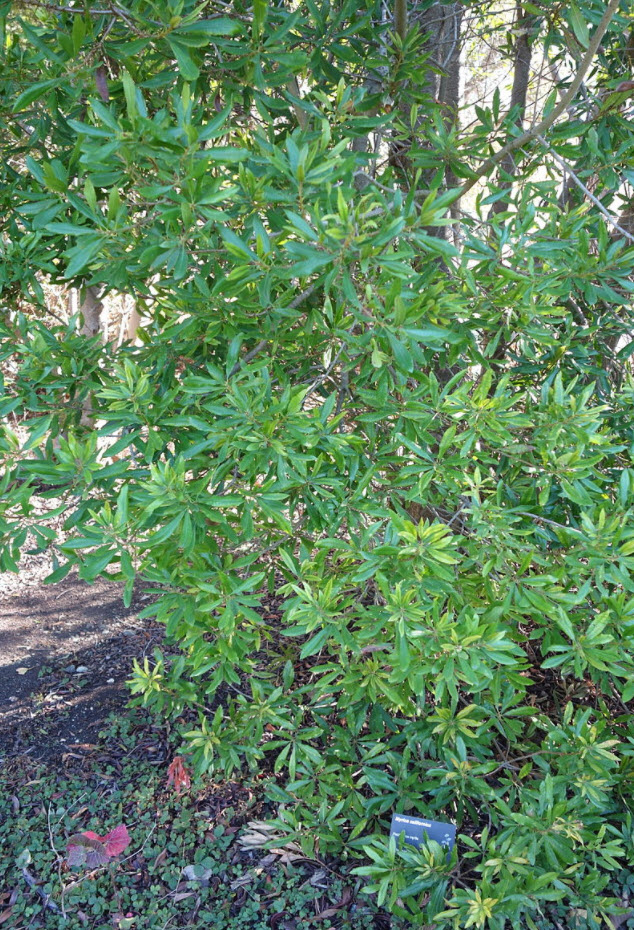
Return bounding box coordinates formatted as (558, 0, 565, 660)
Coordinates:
(512, 511, 585, 537)
(228, 339, 268, 377)
(456, 0, 621, 201)
(301, 342, 348, 405)
(394, 0, 408, 41)
(228, 284, 317, 377)
(538, 135, 634, 243)
(22, 868, 64, 916)
(288, 282, 317, 311)
(286, 77, 308, 130)
(18, 0, 121, 14)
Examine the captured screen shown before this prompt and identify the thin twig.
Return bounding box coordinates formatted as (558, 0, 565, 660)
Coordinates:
(228, 284, 317, 377)
(537, 135, 634, 243)
(18, 0, 117, 14)
(47, 804, 61, 859)
(302, 339, 350, 406)
(46, 803, 67, 917)
(18, 0, 156, 26)
(21, 868, 64, 916)
(353, 172, 393, 194)
(512, 511, 585, 537)
(288, 282, 317, 311)
(228, 339, 268, 377)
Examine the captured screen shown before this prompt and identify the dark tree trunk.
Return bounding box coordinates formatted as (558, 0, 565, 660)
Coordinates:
(438, 5, 464, 229)
(490, 3, 534, 217)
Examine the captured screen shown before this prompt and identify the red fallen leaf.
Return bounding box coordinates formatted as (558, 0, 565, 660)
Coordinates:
(103, 825, 131, 857)
(167, 756, 191, 794)
(66, 825, 130, 868)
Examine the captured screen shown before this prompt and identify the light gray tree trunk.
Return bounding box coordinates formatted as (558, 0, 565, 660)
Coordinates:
(68, 285, 105, 427)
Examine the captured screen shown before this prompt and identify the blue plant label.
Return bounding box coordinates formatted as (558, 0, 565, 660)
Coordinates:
(390, 813, 456, 852)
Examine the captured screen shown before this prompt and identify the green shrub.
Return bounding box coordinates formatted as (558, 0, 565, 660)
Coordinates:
(2, 0, 634, 926)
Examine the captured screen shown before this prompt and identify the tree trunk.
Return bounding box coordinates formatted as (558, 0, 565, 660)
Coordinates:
(489, 3, 534, 218)
(438, 4, 464, 233)
(398, 3, 464, 241)
(69, 285, 105, 427)
(69, 285, 105, 340)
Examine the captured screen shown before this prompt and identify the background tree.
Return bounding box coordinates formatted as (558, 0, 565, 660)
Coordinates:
(2, 0, 634, 925)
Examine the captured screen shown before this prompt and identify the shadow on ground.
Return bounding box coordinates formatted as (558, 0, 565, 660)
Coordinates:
(0, 573, 161, 760)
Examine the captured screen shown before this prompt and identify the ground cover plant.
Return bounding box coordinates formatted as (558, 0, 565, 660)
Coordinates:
(3, 0, 634, 926)
(1, 711, 403, 928)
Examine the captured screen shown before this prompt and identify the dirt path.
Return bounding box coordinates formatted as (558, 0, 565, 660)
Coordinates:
(0, 572, 161, 760)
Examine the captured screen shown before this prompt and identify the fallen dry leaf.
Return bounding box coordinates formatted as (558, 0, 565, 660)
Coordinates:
(182, 864, 212, 884)
(309, 907, 341, 922)
(610, 909, 634, 930)
(308, 869, 328, 887)
(152, 849, 167, 870)
(166, 756, 191, 794)
(230, 867, 263, 890)
(239, 820, 303, 861)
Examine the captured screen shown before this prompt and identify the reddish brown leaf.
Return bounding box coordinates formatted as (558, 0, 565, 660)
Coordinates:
(103, 824, 131, 858)
(95, 66, 110, 102)
(167, 756, 191, 794)
(66, 824, 130, 867)
(66, 835, 109, 868)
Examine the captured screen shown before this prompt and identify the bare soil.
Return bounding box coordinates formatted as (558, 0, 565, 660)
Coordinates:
(0, 572, 161, 760)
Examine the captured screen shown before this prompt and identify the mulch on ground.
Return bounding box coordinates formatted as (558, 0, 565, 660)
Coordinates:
(0, 571, 161, 760)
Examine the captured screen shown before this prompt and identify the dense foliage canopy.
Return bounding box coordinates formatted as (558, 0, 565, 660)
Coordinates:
(2, 0, 634, 925)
